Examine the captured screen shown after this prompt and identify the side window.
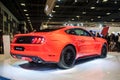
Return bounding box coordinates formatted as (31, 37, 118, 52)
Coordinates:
(83, 31, 91, 36)
(74, 29, 91, 36)
(65, 28, 91, 36)
(74, 29, 84, 36)
(66, 29, 77, 35)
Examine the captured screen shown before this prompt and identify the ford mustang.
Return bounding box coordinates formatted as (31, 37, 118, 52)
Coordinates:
(10, 26, 108, 69)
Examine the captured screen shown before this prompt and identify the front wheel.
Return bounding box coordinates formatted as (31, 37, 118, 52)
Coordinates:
(100, 44, 107, 58)
(58, 46, 76, 69)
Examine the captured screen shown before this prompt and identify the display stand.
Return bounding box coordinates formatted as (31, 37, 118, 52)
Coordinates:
(3, 35, 11, 58)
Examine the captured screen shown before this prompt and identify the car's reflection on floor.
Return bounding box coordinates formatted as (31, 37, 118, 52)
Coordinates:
(14, 56, 98, 71)
(19, 62, 58, 71)
(0, 52, 120, 80)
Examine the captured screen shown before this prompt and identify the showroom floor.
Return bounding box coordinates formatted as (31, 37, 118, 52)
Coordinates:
(0, 52, 120, 80)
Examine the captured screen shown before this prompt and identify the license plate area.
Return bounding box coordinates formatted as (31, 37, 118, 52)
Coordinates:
(14, 46, 24, 51)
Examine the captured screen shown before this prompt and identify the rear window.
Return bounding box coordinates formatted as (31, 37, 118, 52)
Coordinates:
(36, 27, 65, 32)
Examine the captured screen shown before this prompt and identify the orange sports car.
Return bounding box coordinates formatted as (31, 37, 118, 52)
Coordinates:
(10, 26, 108, 69)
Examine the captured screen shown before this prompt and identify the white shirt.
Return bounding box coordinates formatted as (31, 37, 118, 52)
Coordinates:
(118, 36, 120, 42)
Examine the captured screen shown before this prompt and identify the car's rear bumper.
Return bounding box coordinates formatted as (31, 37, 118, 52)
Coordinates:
(10, 44, 60, 63)
(11, 53, 46, 63)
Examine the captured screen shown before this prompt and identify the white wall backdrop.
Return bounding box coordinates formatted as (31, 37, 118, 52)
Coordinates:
(108, 27, 120, 33)
(84, 27, 120, 34)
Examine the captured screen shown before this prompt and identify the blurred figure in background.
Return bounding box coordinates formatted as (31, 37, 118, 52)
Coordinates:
(96, 32, 101, 37)
(109, 32, 116, 51)
(116, 33, 120, 52)
(105, 33, 110, 48)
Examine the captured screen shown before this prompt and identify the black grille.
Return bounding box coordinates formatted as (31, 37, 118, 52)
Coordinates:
(15, 36, 33, 44)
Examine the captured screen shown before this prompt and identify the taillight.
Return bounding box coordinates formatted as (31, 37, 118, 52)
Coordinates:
(32, 37, 45, 44)
(12, 37, 17, 43)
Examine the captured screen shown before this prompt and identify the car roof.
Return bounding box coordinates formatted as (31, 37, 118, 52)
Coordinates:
(61, 26, 86, 31)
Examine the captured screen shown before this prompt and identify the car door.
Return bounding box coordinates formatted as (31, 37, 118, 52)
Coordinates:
(73, 28, 97, 56)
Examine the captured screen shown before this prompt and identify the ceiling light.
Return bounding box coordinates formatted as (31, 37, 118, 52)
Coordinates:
(91, 19, 94, 21)
(27, 17, 30, 19)
(55, 5, 59, 7)
(118, 8, 120, 10)
(91, 7, 95, 9)
(114, 1, 117, 4)
(25, 14, 29, 16)
(75, 0, 77, 2)
(86, 0, 89, 3)
(58, 0, 61, 1)
(20, 3, 25, 6)
(76, 16, 80, 18)
(52, 10, 56, 13)
(49, 18, 51, 19)
(72, 18, 74, 20)
(96, 0, 100, 3)
(28, 19, 30, 22)
(82, 12, 86, 14)
(97, 16, 101, 18)
(49, 14, 53, 17)
(106, 13, 111, 15)
(111, 19, 114, 21)
(102, 0, 108, 2)
(29, 21, 31, 24)
(23, 9, 27, 12)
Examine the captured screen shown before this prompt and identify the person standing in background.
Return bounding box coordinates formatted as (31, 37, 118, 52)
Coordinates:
(117, 33, 120, 52)
(105, 33, 110, 49)
(109, 32, 116, 51)
(96, 32, 101, 37)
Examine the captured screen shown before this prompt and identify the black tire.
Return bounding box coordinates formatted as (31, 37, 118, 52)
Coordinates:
(100, 44, 107, 58)
(58, 46, 76, 69)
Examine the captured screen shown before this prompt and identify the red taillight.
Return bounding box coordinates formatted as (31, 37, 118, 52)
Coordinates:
(32, 37, 37, 43)
(32, 37, 45, 44)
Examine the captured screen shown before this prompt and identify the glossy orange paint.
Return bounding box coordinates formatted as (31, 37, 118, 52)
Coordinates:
(10, 26, 107, 63)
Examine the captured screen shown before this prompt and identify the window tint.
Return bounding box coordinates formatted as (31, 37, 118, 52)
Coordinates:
(66, 29, 77, 35)
(66, 28, 91, 36)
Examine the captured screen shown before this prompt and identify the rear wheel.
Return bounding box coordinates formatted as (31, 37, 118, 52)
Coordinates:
(58, 46, 76, 69)
(100, 44, 107, 58)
